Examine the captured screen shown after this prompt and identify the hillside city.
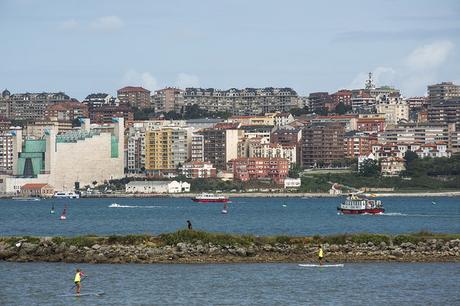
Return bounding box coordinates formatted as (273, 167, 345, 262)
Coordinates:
(1, 73, 459, 197)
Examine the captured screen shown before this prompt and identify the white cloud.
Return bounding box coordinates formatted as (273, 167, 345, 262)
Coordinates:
(60, 19, 79, 31)
(348, 41, 455, 96)
(373, 67, 397, 85)
(122, 70, 159, 91)
(405, 40, 454, 70)
(89, 16, 124, 32)
(176, 73, 200, 88)
(401, 74, 435, 97)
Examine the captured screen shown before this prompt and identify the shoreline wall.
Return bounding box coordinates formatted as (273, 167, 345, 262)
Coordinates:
(2, 191, 460, 199)
(1, 233, 459, 264)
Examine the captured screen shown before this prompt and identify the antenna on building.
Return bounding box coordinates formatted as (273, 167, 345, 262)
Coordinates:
(365, 72, 375, 90)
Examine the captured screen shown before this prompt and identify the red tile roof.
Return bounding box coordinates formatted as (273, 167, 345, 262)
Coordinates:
(118, 86, 150, 93)
(21, 183, 50, 190)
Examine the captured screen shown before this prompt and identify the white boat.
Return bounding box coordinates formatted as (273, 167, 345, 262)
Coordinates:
(53, 191, 80, 199)
(192, 193, 229, 203)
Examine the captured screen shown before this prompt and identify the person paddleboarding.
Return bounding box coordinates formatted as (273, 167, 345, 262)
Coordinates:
(318, 244, 324, 266)
(74, 268, 85, 295)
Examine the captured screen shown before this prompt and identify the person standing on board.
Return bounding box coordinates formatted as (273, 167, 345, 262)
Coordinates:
(318, 245, 324, 266)
(187, 220, 193, 230)
(74, 268, 85, 295)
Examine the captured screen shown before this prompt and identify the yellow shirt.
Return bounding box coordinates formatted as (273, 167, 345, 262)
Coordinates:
(74, 272, 81, 282)
(318, 248, 323, 257)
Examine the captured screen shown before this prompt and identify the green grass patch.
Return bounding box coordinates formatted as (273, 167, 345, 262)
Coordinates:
(159, 230, 256, 247)
(51, 236, 99, 248)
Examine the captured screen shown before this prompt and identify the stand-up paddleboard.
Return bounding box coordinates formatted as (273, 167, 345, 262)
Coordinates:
(298, 264, 344, 267)
(59, 291, 105, 297)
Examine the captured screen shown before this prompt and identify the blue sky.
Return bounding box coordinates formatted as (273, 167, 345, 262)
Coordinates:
(1, 0, 459, 99)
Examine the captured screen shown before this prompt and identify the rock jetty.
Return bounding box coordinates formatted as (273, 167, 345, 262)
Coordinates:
(1, 231, 459, 264)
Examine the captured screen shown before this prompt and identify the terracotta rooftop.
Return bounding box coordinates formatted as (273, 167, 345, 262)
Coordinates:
(21, 183, 50, 190)
(117, 86, 150, 93)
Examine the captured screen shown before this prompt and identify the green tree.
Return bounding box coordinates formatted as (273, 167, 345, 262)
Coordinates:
(183, 104, 208, 119)
(334, 102, 346, 115)
(133, 107, 155, 120)
(164, 111, 182, 120)
(288, 163, 302, 178)
(359, 159, 380, 177)
(289, 107, 310, 116)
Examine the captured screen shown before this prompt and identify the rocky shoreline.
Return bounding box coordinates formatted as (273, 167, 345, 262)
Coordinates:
(1, 231, 460, 264)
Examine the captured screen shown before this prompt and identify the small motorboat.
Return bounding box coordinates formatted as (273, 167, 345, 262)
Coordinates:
(50, 204, 55, 214)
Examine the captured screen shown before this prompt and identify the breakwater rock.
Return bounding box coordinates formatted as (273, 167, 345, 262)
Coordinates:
(1, 231, 459, 264)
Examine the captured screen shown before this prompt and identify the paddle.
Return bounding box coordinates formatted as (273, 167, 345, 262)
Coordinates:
(69, 275, 88, 292)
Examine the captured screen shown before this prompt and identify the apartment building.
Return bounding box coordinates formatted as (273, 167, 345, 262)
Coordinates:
(331, 90, 352, 106)
(0, 130, 15, 174)
(375, 95, 409, 126)
(231, 157, 289, 184)
(0, 116, 11, 132)
(82, 93, 118, 110)
(183, 87, 300, 115)
(197, 123, 243, 170)
(428, 82, 460, 105)
(0, 90, 72, 121)
(344, 131, 378, 159)
(126, 127, 146, 173)
(428, 99, 460, 125)
(90, 105, 134, 126)
(191, 134, 205, 162)
(144, 127, 190, 175)
(152, 87, 184, 113)
(311, 115, 357, 132)
(246, 137, 297, 166)
(180, 161, 217, 179)
(117, 86, 151, 109)
(377, 123, 455, 146)
(270, 127, 302, 146)
(308, 92, 330, 111)
(44, 101, 89, 122)
(301, 123, 346, 168)
(372, 142, 451, 160)
(356, 114, 386, 133)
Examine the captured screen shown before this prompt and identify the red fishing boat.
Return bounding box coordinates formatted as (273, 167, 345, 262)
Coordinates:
(192, 193, 229, 203)
(337, 194, 384, 214)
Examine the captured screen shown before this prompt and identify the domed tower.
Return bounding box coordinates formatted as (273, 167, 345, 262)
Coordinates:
(2, 89, 10, 98)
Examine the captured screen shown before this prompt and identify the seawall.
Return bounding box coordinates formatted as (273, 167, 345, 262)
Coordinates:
(1, 231, 459, 264)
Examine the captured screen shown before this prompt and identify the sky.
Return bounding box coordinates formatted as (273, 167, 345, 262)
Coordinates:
(1, 0, 459, 100)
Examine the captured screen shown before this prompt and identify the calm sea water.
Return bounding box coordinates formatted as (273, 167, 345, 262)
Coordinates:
(0, 196, 459, 236)
(1, 262, 459, 305)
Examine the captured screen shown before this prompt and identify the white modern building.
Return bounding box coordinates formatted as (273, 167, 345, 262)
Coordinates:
(284, 177, 301, 189)
(0, 118, 124, 194)
(125, 180, 190, 193)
